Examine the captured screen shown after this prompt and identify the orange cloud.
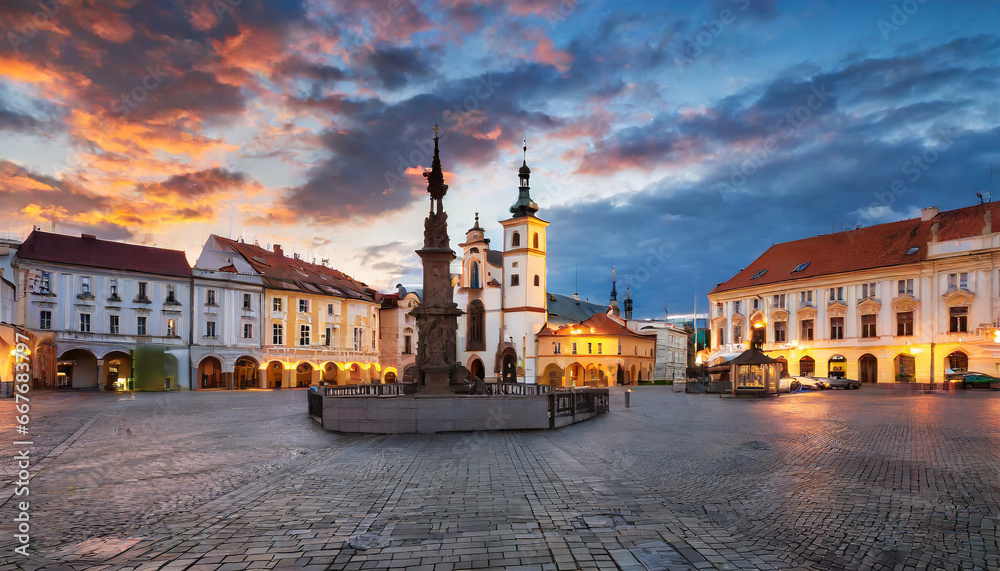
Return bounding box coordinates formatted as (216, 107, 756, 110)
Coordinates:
(0, 56, 58, 84)
(475, 124, 503, 141)
(533, 36, 572, 73)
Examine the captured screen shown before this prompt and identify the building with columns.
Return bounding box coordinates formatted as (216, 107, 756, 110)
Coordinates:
(707, 203, 1000, 384)
(12, 231, 191, 390)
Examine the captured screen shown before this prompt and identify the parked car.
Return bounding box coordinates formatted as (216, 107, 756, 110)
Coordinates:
(792, 376, 827, 390)
(948, 372, 1000, 389)
(817, 376, 861, 390)
(778, 377, 798, 392)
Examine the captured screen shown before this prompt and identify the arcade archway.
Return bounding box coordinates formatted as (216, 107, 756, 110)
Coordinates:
(295, 363, 314, 387)
(234, 356, 259, 389)
(199, 356, 225, 389)
(266, 361, 283, 388)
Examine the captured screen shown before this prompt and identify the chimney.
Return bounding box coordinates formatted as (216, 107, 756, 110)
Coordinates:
(273, 244, 282, 256)
(931, 221, 939, 243)
(984, 209, 992, 235)
(920, 206, 940, 221)
(82, 233, 96, 239)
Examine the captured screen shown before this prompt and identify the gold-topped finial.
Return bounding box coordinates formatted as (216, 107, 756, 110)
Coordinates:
(433, 124, 440, 138)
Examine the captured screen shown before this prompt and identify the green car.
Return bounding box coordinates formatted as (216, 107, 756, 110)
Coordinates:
(949, 372, 1000, 389)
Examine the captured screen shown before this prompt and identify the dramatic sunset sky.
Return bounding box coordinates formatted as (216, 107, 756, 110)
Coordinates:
(1, 0, 998, 317)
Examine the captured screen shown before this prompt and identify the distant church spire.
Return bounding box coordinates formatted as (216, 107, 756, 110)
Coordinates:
(623, 286, 633, 320)
(510, 137, 539, 218)
(609, 266, 620, 317)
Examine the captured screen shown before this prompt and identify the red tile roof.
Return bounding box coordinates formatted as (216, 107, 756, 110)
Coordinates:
(710, 203, 999, 295)
(15, 231, 191, 278)
(538, 312, 656, 339)
(212, 236, 377, 302)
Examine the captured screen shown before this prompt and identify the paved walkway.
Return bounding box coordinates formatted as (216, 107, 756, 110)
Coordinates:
(1, 386, 999, 570)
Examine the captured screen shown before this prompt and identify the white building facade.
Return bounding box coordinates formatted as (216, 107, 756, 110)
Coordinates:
(12, 231, 192, 390)
(454, 147, 549, 383)
(632, 320, 690, 381)
(191, 235, 267, 389)
(708, 204, 1000, 384)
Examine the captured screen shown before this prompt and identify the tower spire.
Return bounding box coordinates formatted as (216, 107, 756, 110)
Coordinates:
(510, 137, 538, 218)
(424, 124, 448, 208)
(610, 266, 618, 301)
(608, 265, 620, 317)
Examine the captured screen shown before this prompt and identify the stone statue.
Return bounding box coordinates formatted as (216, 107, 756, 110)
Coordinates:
(410, 125, 464, 393)
(424, 211, 450, 249)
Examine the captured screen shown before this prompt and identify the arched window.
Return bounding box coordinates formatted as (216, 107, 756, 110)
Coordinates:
(533, 274, 540, 286)
(947, 351, 968, 373)
(512, 232, 520, 248)
(467, 300, 486, 351)
(470, 261, 480, 289)
(533, 233, 539, 249)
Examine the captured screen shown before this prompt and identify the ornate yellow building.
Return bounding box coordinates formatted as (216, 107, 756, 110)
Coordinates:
(195, 237, 384, 388)
(536, 313, 656, 386)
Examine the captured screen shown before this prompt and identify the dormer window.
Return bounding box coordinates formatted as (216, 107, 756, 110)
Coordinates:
(750, 269, 767, 280)
(906, 247, 919, 255)
(792, 262, 811, 273)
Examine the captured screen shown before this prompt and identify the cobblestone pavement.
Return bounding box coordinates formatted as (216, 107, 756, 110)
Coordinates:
(1, 386, 999, 570)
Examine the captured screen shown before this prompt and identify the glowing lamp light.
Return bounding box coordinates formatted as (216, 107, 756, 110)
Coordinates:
(590, 327, 595, 333)
(909, 346, 921, 355)
(993, 329, 1000, 344)
(753, 322, 764, 329)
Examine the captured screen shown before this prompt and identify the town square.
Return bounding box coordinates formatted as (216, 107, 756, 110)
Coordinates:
(2, 386, 1000, 570)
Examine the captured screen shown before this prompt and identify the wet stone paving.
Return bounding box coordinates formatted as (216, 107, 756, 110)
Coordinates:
(1, 385, 999, 570)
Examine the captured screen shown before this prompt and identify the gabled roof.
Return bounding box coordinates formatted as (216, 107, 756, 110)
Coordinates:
(727, 348, 779, 365)
(538, 311, 657, 339)
(212, 236, 376, 302)
(15, 231, 191, 278)
(710, 203, 1000, 295)
(546, 292, 609, 323)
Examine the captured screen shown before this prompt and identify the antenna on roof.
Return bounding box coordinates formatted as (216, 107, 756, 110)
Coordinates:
(979, 163, 993, 204)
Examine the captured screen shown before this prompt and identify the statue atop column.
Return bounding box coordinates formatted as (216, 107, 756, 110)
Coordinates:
(410, 125, 464, 392)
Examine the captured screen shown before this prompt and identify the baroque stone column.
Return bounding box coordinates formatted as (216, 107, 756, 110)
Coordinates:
(410, 126, 464, 393)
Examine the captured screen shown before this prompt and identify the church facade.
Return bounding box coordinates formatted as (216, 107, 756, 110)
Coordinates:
(452, 143, 654, 386)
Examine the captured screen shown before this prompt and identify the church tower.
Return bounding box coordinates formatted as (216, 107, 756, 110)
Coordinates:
(500, 140, 549, 383)
(459, 213, 488, 289)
